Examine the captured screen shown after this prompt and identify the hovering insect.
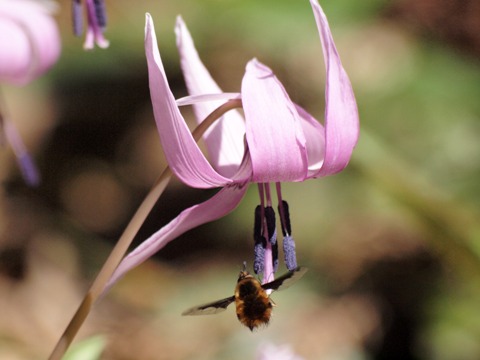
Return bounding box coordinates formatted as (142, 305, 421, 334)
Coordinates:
(182, 265, 308, 330)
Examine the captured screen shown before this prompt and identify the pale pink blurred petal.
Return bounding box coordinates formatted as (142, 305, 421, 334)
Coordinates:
(256, 343, 304, 360)
(0, 0, 61, 85)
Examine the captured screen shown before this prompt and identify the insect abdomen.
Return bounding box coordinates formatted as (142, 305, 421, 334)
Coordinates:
(235, 280, 273, 330)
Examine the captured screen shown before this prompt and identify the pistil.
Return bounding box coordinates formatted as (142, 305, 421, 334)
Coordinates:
(253, 183, 279, 283)
(72, 0, 109, 49)
(253, 182, 298, 281)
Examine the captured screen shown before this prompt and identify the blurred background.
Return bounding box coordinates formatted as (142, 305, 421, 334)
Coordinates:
(1, 0, 479, 359)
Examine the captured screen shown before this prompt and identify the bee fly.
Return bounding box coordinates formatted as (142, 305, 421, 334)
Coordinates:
(182, 265, 307, 330)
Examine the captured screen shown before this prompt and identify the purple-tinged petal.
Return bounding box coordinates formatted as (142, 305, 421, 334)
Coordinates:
(145, 14, 233, 188)
(0, 0, 61, 85)
(105, 183, 249, 291)
(294, 105, 325, 176)
(175, 16, 246, 177)
(242, 59, 308, 183)
(309, 0, 359, 177)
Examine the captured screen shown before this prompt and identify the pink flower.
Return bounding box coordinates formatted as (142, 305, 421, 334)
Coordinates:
(105, 0, 359, 290)
(72, 0, 109, 50)
(0, 0, 60, 85)
(0, 0, 61, 185)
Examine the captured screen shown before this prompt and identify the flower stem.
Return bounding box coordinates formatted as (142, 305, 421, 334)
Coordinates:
(48, 98, 242, 360)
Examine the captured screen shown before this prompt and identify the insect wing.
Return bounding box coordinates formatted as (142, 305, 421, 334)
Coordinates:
(262, 266, 308, 292)
(182, 295, 235, 316)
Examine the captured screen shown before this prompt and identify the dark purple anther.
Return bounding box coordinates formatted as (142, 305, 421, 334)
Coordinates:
(254, 205, 262, 240)
(265, 207, 278, 272)
(253, 205, 265, 274)
(271, 228, 278, 273)
(278, 200, 291, 236)
(72, 0, 83, 36)
(265, 206, 276, 241)
(93, 0, 107, 28)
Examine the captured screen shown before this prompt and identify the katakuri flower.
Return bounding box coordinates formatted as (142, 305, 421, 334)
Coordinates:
(0, 0, 61, 185)
(106, 0, 359, 290)
(0, 0, 60, 85)
(72, 0, 109, 50)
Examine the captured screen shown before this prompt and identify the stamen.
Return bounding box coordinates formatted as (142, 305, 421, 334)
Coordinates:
(74, 0, 109, 49)
(257, 183, 265, 208)
(278, 200, 297, 271)
(278, 200, 292, 236)
(264, 182, 272, 207)
(93, 0, 107, 28)
(253, 241, 265, 275)
(72, 0, 83, 36)
(254, 184, 278, 278)
(0, 110, 4, 144)
(253, 205, 265, 274)
(1, 99, 40, 186)
(17, 153, 40, 187)
(283, 235, 297, 270)
(265, 207, 276, 243)
(265, 206, 278, 272)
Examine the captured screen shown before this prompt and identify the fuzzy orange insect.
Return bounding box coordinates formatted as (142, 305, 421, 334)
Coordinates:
(182, 266, 307, 330)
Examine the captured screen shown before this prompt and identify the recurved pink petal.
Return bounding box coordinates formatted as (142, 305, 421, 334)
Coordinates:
(295, 104, 326, 176)
(146, 14, 233, 188)
(175, 16, 246, 178)
(105, 182, 249, 291)
(0, 0, 60, 85)
(242, 59, 308, 183)
(309, 0, 359, 176)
